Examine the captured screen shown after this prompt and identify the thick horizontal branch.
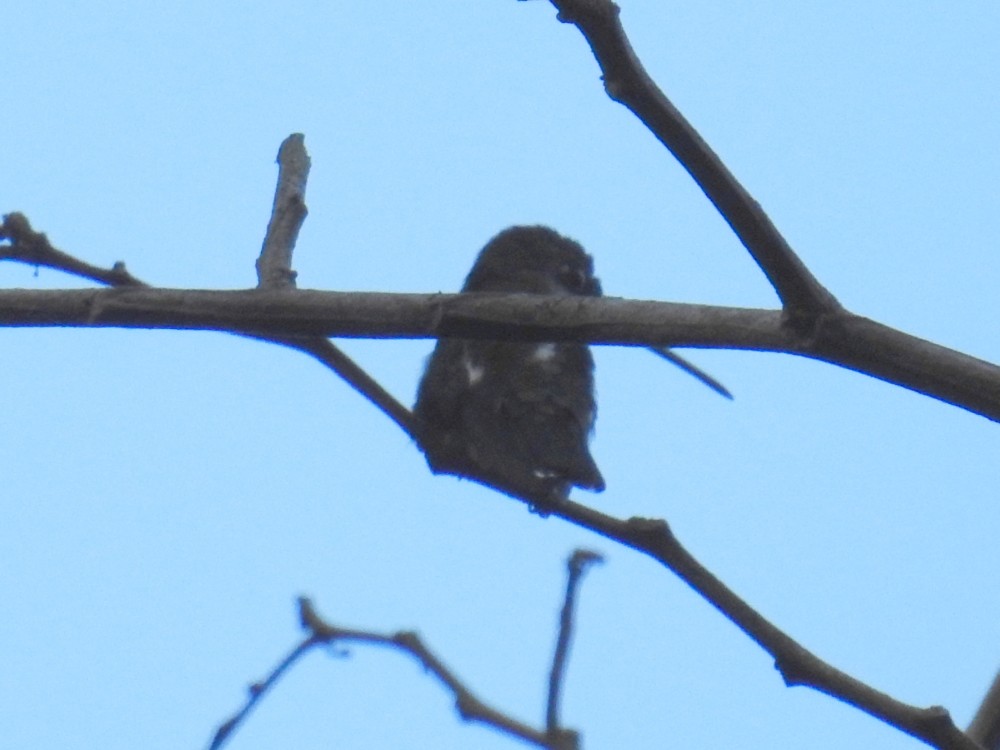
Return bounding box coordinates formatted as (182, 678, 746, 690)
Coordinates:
(814, 316, 1000, 422)
(1, 287, 998, 421)
(0, 287, 782, 345)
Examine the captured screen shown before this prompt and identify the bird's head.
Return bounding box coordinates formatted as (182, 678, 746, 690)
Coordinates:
(462, 225, 602, 297)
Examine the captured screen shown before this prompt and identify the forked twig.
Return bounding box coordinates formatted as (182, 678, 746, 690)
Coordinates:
(209, 584, 595, 750)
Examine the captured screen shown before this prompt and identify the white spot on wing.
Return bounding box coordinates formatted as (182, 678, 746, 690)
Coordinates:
(462, 352, 485, 385)
(532, 343, 557, 362)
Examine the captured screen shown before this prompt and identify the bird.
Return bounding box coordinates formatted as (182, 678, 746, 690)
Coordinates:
(413, 225, 605, 506)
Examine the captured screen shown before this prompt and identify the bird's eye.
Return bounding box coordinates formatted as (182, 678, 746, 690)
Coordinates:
(558, 266, 587, 292)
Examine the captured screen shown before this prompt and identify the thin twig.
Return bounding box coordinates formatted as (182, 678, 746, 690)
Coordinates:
(546, 549, 603, 737)
(267, 333, 415, 435)
(0, 212, 146, 287)
(208, 633, 324, 750)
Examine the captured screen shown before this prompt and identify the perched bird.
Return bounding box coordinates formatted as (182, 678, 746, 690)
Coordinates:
(414, 225, 605, 505)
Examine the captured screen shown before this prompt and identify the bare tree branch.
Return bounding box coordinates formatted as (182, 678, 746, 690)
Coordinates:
(546, 549, 603, 737)
(1, 282, 997, 422)
(208, 631, 323, 750)
(256, 133, 309, 290)
(3, 3, 997, 746)
(537, 505, 985, 750)
(268, 333, 415, 434)
(543, 0, 840, 325)
(1, 170, 417, 438)
(0, 211, 145, 287)
(210, 595, 585, 750)
(249, 134, 416, 435)
(2, 120, 995, 750)
(496, 11, 994, 744)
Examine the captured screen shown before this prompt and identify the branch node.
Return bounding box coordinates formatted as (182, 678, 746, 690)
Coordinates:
(392, 630, 420, 652)
(546, 727, 581, 750)
(455, 692, 484, 721)
(773, 654, 806, 687)
(298, 595, 327, 635)
(624, 515, 672, 544)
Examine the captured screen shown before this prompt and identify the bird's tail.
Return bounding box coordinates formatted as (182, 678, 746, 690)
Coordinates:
(649, 346, 733, 399)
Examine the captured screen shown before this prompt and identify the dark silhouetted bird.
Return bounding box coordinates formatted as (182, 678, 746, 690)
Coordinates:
(414, 225, 605, 505)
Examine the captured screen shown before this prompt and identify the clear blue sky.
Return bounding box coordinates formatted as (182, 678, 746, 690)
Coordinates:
(4, 3, 1000, 749)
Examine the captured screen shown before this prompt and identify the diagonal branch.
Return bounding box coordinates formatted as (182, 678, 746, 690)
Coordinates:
(208, 631, 323, 750)
(267, 333, 414, 434)
(0, 212, 145, 287)
(545, 0, 840, 326)
(539, 502, 985, 750)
